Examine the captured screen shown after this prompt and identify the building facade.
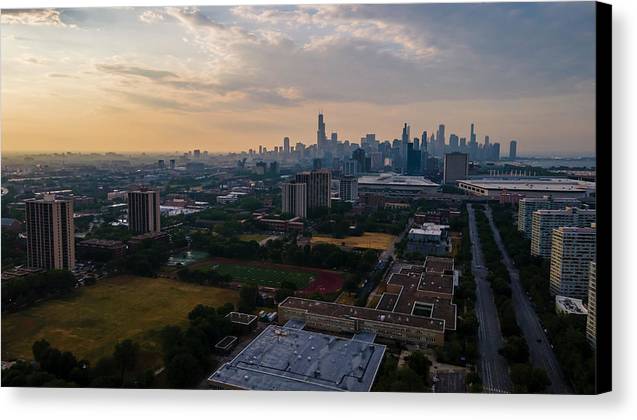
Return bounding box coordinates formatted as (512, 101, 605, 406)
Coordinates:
(295, 170, 332, 209)
(25, 195, 75, 270)
(339, 176, 358, 202)
(549, 227, 596, 299)
(443, 152, 468, 185)
(518, 196, 582, 238)
(127, 189, 161, 234)
(586, 261, 597, 349)
(531, 207, 596, 258)
(281, 182, 308, 218)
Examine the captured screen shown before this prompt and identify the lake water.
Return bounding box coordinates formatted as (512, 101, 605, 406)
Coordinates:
(516, 157, 596, 169)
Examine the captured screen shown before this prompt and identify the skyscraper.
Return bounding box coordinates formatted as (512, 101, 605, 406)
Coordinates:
(509, 140, 518, 160)
(317, 113, 327, 154)
(128, 189, 161, 234)
(406, 142, 421, 175)
(281, 182, 307, 218)
(436, 124, 446, 157)
(295, 170, 332, 209)
(549, 226, 596, 299)
(283, 137, 290, 155)
(449, 134, 459, 152)
(25, 195, 75, 270)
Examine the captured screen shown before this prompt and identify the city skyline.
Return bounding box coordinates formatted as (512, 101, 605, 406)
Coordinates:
(2, 3, 596, 155)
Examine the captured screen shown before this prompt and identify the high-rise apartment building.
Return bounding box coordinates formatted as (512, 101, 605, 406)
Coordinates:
(128, 189, 161, 234)
(549, 226, 596, 298)
(517, 196, 582, 238)
(281, 182, 307, 218)
(443, 152, 468, 185)
(295, 170, 332, 209)
(339, 176, 358, 203)
(586, 261, 597, 349)
(531, 207, 596, 258)
(25, 195, 75, 270)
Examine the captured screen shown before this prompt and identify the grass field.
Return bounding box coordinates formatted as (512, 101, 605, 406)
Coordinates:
(213, 263, 313, 289)
(1, 275, 239, 367)
(311, 232, 397, 250)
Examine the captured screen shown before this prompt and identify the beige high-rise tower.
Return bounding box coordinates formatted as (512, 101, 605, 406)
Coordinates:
(127, 189, 161, 234)
(25, 194, 75, 270)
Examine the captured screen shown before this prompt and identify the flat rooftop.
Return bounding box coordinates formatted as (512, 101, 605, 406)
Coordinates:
(358, 174, 439, 187)
(555, 296, 588, 315)
(458, 177, 595, 192)
(281, 297, 446, 332)
(380, 257, 457, 330)
(208, 325, 386, 391)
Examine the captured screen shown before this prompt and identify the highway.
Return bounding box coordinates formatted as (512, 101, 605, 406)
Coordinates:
(484, 205, 572, 394)
(466, 204, 512, 393)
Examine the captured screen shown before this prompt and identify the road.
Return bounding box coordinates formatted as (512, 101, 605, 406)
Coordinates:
(466, 204, 512, 394)
(484, 205, 572, 394)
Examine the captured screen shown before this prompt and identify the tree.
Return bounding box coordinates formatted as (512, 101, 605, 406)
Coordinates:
(238, 285, 259, 313)
(113, 339, 139, 384)
(510, 364, 551, 393)
(165, 352, 202, 388)
(389, 367, 427, 392)
(500, 335, 530, 364)
(406, 351, 431, 384)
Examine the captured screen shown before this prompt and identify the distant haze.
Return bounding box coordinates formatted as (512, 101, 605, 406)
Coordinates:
(1, 3, 596, 156)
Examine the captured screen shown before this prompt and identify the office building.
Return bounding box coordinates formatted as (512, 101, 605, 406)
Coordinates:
(127, 189, 161, 234)
(25, 195, 75, 270)
(283, 137, 290, 155)
(531, 207, 596, 258)
(518, 196, 583, 238)
(281, 182, 307, 218)
(509, 140, 517, 160)
(339, 176, 358, 202)
(295, 170, 332, 209)
(443, 152, 469, 185)
(549, 226, 596, 299)
(586, 261, 597, 349)
(169, 159, 176, 169)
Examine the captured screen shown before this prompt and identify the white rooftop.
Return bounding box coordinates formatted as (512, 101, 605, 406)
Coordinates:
(458, 177, 595, 192)
(358, 173, 439, 187)
(555, 295, 588, 315)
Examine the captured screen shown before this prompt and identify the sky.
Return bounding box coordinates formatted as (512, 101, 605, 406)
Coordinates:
(1, 2, 597, 156)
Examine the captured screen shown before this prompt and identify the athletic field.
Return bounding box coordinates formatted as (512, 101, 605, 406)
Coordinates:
(311, 232, 396, 250)
(213, 262, 313, 289)
(1, 275, 239, 366)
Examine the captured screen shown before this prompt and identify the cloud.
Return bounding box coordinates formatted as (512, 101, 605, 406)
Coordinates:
(139, 10, 164, 24)
(96, 64, 177, 80)
(19, 55, 49, 65)
(47, 73, 79, 79)
(1, 9, 75, 27)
